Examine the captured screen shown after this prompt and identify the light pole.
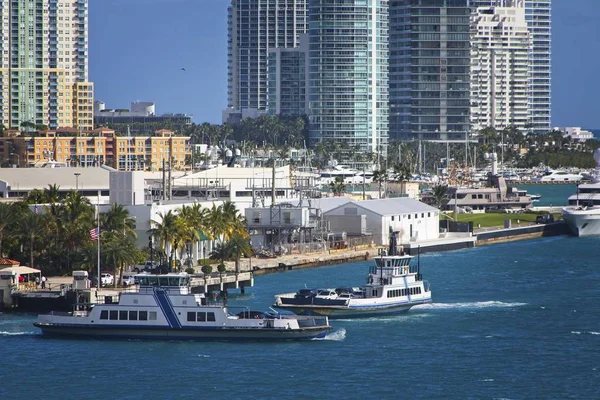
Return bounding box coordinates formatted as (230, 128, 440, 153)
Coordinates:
(74, 172, 81, 191)
(10, 153, 19, 167)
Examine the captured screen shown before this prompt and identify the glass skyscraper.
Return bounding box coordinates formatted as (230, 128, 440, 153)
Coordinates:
(389, 0, 471, 142)
(227, 0, 308, 112)
(469, 0, 551, 134)
(308, 0, 389, 155)
(267, 34, 309, 116)
(0, 0, 93, 130)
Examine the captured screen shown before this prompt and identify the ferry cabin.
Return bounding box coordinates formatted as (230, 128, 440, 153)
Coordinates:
(366, 255, 424, 298)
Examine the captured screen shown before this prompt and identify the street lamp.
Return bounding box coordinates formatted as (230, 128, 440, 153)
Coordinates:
(10, 153, 19, 168)
(74, 172, 81, 191)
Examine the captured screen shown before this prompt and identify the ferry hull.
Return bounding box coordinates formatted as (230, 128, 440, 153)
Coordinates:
(33, 322, 331, 341)
(274, 298, 431, 319)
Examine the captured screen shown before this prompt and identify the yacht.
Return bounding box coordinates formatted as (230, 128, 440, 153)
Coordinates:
(533, 170, 583, 183)
(318, 164, 360, 186)
(34, 273, 332, 341)
(273, 231, 432, 318)
(562, 165, 600, 236)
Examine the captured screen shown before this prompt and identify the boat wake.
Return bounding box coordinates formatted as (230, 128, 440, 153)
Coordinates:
(571, 331, 600, 336)
(414, 301, 527, 310)
(315, 328, 346, 341)
(0, 330, 38, 336)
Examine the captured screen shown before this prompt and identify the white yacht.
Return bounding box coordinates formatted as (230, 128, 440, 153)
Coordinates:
(273, 231, 432, 318)
(533, 170, 583, 183)
(318, 164, 360, 186)
(34, 273, 332, 341)
(562, 161, 600, 236)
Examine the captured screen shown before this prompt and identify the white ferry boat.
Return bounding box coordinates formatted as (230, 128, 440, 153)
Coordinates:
(273, 232, 432, 318)
(533, 170, 583, 183)
(34, 273, 332, 341)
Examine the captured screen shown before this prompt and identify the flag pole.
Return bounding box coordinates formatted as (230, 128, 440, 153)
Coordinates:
(97, 193, 101, 291)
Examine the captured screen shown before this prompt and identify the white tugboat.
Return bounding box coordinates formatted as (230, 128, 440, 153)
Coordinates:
(34, 273, 331, 341)
(273, 231, 432, 318)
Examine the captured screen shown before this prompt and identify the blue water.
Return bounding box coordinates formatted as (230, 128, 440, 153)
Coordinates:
(517, 184, 576, 206)
(1, 236, 599, 399)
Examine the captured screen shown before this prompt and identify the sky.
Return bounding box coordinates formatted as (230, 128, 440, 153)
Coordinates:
(90, 0, 600, 128)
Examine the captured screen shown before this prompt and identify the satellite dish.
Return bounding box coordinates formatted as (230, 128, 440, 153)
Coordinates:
(484, 153, 489, 159)
(593, 148, 600, 166)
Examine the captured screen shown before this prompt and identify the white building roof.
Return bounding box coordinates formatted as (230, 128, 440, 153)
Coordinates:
(327, 198, 437, 216)
(0, 167, 110, 191)
(282, 196, 353, 213)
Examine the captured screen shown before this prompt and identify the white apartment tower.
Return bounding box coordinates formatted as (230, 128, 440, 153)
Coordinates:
(0, 0, 94, 131)
(470, 2, 530, 132)
(470, 0, 551, 134)
(227, 0, 308, 113)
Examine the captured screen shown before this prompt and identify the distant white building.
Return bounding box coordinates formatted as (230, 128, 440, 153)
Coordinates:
(324, 198, 440, 245)
(554, 127, 594, 143)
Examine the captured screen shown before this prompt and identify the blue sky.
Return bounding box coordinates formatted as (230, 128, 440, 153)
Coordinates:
(90, 0, 600, 128)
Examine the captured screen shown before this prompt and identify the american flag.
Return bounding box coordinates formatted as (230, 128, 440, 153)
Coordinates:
(90, 227, 99, 241)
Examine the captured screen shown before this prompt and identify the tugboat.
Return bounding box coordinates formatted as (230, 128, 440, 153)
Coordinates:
(34, 273, 332, 341)
(273, 231, 432, 318)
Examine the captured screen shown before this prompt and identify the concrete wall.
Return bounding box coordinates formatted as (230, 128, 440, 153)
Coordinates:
(324, 214, 367, 236)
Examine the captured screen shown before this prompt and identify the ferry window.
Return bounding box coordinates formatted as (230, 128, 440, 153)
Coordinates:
(471, 194, 477, 199)
(149, 312, 157, 321)
(129, 311, 138, 321)
(148, 276, 159, 286)
(391, 216, 394, 221)
(478, 194, 483, 199)
(169, 277, 180, 286)
(197, 312, 206, 322)
(109, 310, 118, 320)
(414, 214, 417, 219)
(428, 212, 430, 217)
(139, 311, 148, 321)
(182, 300, 187, 305)
(100, 310, 108, 320)
(408, 215, 411, 219)
(421, 213, 424, 218)
(207, 312, 216, 322)
(119, 311, 128, 320)
(159, 277, 169, 287)
(187, 312, 196, 322)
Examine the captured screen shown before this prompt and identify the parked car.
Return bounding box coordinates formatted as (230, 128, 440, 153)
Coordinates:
(101, 273, 114, 286)
(536, 214, 555, 224)
(120, 273, 136, 286)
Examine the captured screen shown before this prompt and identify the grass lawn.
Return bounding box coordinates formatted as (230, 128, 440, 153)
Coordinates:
(444, 211, 560, 228)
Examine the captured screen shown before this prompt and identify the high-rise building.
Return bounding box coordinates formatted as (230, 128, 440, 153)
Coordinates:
(389, 0, 471, 142)
(469, 0, 551, 134)
(308, 0, 389, 156)
(267, 34, 309, 116)
(227, 0, 308, 112)
(0, 0, 94, 131)
(470, 3, 530, 132)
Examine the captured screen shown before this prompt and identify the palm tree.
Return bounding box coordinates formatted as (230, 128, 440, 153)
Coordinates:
(102, 231, 139, 288)
(228, 233, 252, 274)
(432, 184, 449, 210)
(149, 210, 184, 272)
(329, 177, 347, 197)
(103, 203, 137, 238)
(209, 242, 231, 266)
(19, 211, 48, 271)
(0, 203, 18, 257)
(372, 168, 389, 199)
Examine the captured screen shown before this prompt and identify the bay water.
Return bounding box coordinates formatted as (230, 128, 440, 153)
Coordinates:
(1, 236, 599, 399)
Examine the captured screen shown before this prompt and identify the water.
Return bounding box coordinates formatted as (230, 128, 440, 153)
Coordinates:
(1, 236, 599, 399)
(517, 184, 576, 206)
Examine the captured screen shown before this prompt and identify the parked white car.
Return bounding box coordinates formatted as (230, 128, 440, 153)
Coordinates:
(101, 273, 114, 286)
(120, 273, 136, 286)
